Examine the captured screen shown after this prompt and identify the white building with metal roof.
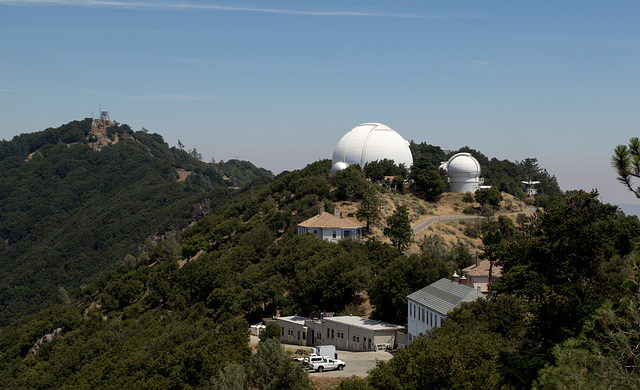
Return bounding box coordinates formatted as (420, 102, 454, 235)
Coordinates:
(276, 315, 312, 346)
(275, 314, 406, 351)
(320, 316, 405, 352)
(297, 210, 363, 242)
(406, 275, 485, 343)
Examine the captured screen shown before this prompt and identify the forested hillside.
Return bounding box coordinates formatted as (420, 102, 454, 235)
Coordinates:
(1, 120, 636, 389)
(0, 157, 479, 388)
(0, 119, 271, 326)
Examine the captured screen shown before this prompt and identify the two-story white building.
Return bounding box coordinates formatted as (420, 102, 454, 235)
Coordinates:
(297, 210, 363, 242)
(406, 275, 485, 343)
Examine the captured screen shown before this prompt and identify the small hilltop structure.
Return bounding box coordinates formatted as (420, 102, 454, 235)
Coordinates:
(89, 109, 132, 150)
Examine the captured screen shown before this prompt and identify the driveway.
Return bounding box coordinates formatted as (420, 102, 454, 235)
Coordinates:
(305, 349, 394, 378)
(250, 337, 394, 377)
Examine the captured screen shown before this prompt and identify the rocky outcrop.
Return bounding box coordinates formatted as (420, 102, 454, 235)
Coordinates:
(190, 198, 211, 222)
(27, 327, 63, 356)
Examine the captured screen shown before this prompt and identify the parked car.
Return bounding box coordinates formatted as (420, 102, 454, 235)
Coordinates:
(308, 358, 346, 372)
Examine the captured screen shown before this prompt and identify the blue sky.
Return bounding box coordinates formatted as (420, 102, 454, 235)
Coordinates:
(1, 1, 639, 205)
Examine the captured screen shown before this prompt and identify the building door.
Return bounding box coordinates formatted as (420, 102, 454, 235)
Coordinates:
(352, 335, 361, 351)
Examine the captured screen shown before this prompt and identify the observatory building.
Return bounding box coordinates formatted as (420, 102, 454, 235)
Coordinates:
(331, 123, 413, 174)
(445, 152, 482, 193)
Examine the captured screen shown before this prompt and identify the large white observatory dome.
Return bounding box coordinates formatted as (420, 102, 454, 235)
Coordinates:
(331, 123, 413, 174)
(446, 152, 482, 193)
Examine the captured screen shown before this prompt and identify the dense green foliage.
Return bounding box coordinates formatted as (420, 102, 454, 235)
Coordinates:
(0, 150, 477, 388)
(363, 159, 408, 181)
(0, 121, 606, 388)
(0, 120, 271, 326)
(612, 137, 640, 199)
(409, 156, 448, 200)
(384, 205, 414, 252)
(358, 191, 640, 389)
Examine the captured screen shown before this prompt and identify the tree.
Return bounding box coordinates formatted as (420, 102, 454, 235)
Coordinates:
(612, 137, 640, 198)
(211, 361, 248, 390)
(409, 156, 448, 200)
(534, 300, 640, 389)
(248, 338, 311, 390)
(475, 187, 502, 208)
(259, 322, 281, 342)
(356, 185, 381, 232)
(490, 191, 624, 346)
(384, 205, 414, 252)
(331, 165, 369, 201)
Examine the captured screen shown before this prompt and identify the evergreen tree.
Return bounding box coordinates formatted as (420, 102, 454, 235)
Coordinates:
(384, 205, 414, 252)
(356, 185, 381, 232)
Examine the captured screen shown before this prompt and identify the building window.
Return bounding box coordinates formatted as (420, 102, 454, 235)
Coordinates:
(327, 329, 330, 338)
(313, 229, 318, 235)
(332, 230, 337, 239)
(344, 230, 350, 237)
(331, 329, 334, 339)
(281, 327, 284, 335)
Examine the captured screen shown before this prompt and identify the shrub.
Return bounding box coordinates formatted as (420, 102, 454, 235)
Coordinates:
(463, 206, 477, 215)
(462, 193, 475, 203)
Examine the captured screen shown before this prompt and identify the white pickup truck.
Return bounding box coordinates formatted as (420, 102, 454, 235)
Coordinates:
(294, 354, 326, 367)
(308, 357, 346, 372)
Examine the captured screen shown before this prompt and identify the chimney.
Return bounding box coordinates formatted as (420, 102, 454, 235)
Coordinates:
(460, 275, 468, 286)
(334, 208, 341, 218)
(452, 271, 459, 283)
(319, 207, 325, 215)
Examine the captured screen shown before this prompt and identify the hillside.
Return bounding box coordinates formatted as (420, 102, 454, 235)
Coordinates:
(335, 191, 531, 254)
(0, 119, 272, 326)
(2, 122, 636, 389)
(0, 154, 573, 389)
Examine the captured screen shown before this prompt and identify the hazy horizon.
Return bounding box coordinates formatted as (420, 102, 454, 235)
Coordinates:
(1, 1, 638, 205)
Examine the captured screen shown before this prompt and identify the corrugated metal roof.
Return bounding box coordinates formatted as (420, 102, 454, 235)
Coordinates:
(298, 212, 363, 229)
(407, 278, 485, 316)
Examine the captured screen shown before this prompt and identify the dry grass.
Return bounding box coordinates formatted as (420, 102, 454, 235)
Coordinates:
(336, 189, 530, 254)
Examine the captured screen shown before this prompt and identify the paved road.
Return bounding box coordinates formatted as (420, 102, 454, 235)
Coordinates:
(411, 215, 484, 235)
(411, 206, 538, 235)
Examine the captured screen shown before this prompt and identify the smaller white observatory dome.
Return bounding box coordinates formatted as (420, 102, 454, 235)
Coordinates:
(331, 161, 350, 173)
(331, 123, 413, 174)
(446, 152, 481, 193)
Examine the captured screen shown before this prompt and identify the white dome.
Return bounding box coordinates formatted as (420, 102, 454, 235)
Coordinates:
(331, 123, 413, 174)
(446, 153, 481, 193)
(331, 161, 350, 174)
(447, 153, 481, 178)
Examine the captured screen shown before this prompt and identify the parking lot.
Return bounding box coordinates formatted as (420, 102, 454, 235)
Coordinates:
(305, 349, 394, 378)
(249, 336, 395, 378)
